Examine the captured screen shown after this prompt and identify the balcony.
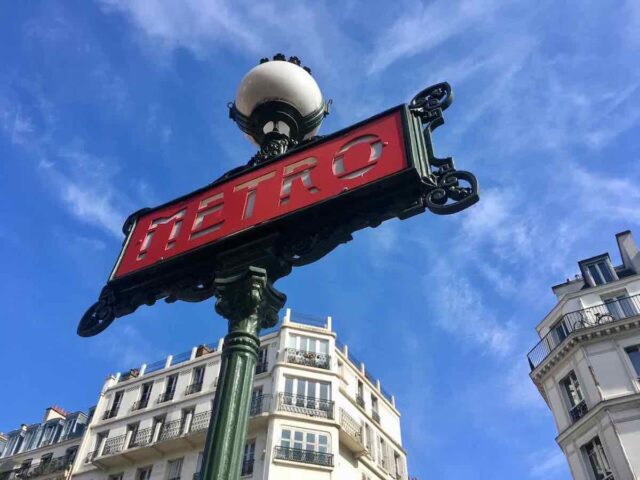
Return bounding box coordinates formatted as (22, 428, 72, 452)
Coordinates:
(284, 348, 331, 370)
(130, 399, 149, 412)
(185, 382, 203, 396)
(274, 446, 333, 467)
(277, 393, 334, 419)
(20, 456, 73, 478)
(255, 360, 268, 375)
(569, 399, 588, 423)
(338, 408, 366, 455)
(372, 410, 380, 424)
(528, 294, 640, 370)
(102, 408, 119, 420)
(250, 394, 271, 416)
(157, 391, 175, 404)
(89, 410, 212, 468)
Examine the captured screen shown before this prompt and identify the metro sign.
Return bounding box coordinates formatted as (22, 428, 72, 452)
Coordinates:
(113, 109, 407, 279)
(79, 84, 478, 337)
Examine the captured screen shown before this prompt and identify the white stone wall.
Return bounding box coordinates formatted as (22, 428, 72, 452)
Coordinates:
(69, 315, 408, 480)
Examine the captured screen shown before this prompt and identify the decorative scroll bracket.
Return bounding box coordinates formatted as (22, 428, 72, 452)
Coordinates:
(409, 82, 479, 215)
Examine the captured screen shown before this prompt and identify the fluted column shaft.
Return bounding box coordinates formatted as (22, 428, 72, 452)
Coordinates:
(201, 266, 285, 480)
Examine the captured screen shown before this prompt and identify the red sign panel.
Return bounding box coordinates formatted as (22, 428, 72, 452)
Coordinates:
(113, 109, 409, 279)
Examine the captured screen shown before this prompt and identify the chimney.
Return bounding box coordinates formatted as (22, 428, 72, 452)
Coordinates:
(43, 406, 67, 422)
(616, 231, 640, 273)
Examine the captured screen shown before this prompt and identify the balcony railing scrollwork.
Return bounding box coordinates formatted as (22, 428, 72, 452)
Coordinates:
(102, 434, 126, 455)
(284, 348, 331, 370)
(569, 399, 588, 423)
(250, 394, 271, 416)
(185, 382, 203, 395)
(21, 456, 73, 478)
(274, 446, 333, 467)
(339, 408, 363, 443)
(528, 294, 640, 370)
(158, 418, 182, 441)
(129, 427, 153, 448)
(190, 410, 212, 432)
(277, 393, 334, 419)
(157, 391, 175, 404)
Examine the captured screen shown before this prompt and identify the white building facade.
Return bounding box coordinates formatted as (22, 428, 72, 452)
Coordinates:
(528, 231, 640, 480)
(0, 407, 89, 480)
(71, 309, 408, 480)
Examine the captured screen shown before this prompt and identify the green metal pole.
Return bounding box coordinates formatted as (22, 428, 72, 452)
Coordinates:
(200, 266, 285, 480)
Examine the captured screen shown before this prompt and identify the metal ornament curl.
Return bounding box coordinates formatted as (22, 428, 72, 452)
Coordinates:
(409, 82, 479, 215)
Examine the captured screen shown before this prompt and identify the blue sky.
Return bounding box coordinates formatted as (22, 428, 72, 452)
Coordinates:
(1, 1, 639, 478)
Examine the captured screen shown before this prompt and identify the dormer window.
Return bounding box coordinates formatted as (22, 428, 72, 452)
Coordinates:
(580, 255, 618, 287)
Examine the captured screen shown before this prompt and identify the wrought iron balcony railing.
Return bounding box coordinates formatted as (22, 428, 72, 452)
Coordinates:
(241, 458, 254, 476)
(158, 419, 182, 441)
(157, 391, 175, 404)
(185, 382, 203, 395)
(102, 434, 126, 455)
(569, 399, 588, 423)
(89, 410, 215, 463)
(129, 427, 153, 448)
(191, 410, 212, 432)
(277, 393, 334, 419)
(250, 394, 271, 416)
(284, 348, 331, 370)
(274, 446, 333, 467)
(131, 399, 149, 411)
(255, 361, 268, 374)
(528, 294, 640, 370)
(102, 408, 119, 420)
(339, 408, 363, 443)
(372, 410, 381, 424)
(22, 456, 72, 478)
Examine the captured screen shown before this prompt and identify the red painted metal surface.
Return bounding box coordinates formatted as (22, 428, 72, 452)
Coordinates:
(113, 109, 408, 278)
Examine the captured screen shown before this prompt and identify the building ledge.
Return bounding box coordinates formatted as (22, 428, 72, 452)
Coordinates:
(530, 314, 640, 384)
(556, 392, 640, 445)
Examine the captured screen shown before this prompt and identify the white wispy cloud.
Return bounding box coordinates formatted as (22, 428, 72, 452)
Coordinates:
(527, 447, 567, 478)
(366, 0, 507, 75)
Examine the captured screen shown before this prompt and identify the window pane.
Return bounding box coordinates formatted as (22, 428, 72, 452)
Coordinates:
(598, 262, 614, 282)
(626, 347, 640, 376)
(319, 340, 329, 354)
(588, 265, 604, 285)
(284, 378, 294, 394)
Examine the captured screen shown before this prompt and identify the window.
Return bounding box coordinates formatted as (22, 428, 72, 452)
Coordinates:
(625, 345, 640, 377)
(151, 416, 165, 442)
(166, 458, 183, 480)
(187, 367, 205, 395)
(137, 382, 153, 409)
(93, 431, 108, 459)
(126, 423, 139, 448)
(105, 390, 123, 419)
(242, 440, 255, 476)
(394, 452, 403, 478)
(195, 451, 203, 477)
(560, 371, 587, 422)
(582, 436, 613, 480)
(288, 335, 329, 354)
(136, 466, 152, 480)
(19, 460, 32, 472)
(40, 454, 53, 467)
(587, 261, 615, 286)
(250, 387, 264, 415)
(180, 408, 194, 434)
(162, 375, 178, 402)
(604, 295, 637, 320)
(551, 319, 568, 344)
(364, 424, 373, 458)
(371, 395, 380, 423)
(256, 346, 268, 374)
(278, 428, 331, 465)
(64, 447, 78, 463)
(280, 429, 330, 451)
(283, 377, 331, 414)
(378, 437, 387, 470)
(357, 380, 365, 407)
(108, 474, 123, 480)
